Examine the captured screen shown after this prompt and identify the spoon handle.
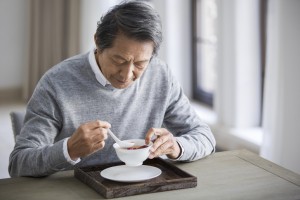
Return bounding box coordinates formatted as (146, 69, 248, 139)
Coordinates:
(108, 129, 121, 143)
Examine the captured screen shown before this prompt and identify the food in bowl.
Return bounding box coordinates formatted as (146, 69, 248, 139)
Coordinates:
(126, 145, 148, 150)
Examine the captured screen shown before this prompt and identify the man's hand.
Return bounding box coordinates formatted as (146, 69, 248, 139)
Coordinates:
(67, 120, 111, 160)
(145, 128, 181, 159)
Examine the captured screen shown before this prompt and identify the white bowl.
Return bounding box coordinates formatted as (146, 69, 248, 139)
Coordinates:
(113, 139, 152, 166)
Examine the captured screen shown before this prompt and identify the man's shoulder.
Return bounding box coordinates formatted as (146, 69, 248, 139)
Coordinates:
(63, 53, 88, 64)
(147, 57, 169, 75)
(55, 53, 88, 70)
(140, 57, 174, 89)
(39, 53, 90, 87)
(149, 56, 166, 67)
(46, 53, 89, 76)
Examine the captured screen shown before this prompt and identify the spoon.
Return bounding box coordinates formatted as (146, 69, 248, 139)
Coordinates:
(108, 129, 134, 148)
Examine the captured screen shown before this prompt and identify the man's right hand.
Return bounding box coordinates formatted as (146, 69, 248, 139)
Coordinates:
(67, 120, 111, 160)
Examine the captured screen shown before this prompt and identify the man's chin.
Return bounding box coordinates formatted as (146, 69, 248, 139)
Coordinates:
(111, 82, 133, 89)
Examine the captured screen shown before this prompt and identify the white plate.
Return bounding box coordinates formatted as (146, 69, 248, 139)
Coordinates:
(100, 165, 161, 182)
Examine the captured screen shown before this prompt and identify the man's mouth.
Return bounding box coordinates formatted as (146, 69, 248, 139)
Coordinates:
(117, 79, 130, 84)
(116, 77, 135, 84)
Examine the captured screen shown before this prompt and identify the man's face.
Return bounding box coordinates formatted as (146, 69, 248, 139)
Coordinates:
(95, 34, 154, 89)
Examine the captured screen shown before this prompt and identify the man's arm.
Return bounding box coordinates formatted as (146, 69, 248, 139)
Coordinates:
(162, 67, 216, 162)
(8, 75, 73, 177)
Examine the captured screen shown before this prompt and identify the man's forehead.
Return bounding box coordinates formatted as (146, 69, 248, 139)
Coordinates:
(107, 37, 154, 61)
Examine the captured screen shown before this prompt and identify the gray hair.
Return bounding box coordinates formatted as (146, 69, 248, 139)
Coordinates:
(95, 1, 163, 56)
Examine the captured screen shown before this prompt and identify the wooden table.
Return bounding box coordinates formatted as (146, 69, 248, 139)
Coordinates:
(1, 149, 300, 200)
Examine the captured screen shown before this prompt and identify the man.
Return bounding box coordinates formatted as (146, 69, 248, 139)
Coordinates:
(9, 1, 215, 177)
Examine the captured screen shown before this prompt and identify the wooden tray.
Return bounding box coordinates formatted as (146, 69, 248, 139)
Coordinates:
(74, 158, 197, 198)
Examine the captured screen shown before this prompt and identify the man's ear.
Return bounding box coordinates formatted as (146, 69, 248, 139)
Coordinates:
(94, 34, 97, 44)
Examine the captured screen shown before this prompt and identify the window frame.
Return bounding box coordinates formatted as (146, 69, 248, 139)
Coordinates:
(192, 0, 214, 107)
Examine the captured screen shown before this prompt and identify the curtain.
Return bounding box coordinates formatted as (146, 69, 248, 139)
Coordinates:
(260, 0, 300, 174)
(260, 0, 282, 163)
(23, 0, 80, 101)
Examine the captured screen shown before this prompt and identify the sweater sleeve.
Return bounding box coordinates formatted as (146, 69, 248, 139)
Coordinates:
(8, 74, 74, 177)
(163, 66, 216, 162)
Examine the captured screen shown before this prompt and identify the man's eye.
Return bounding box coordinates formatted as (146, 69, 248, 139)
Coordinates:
(135, 64, 145, 69)
(135, 62, 147, 69)
(113, 60, 125, 65)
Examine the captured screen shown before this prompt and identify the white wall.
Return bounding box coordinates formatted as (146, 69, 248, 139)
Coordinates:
(0, 0, 29, 89)
(79, 0, 121, 53)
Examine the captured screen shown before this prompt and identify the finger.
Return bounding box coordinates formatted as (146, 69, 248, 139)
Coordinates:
(150, 134, 169, 152)
(145, 128, 162, 144)
(149, 149, 174, 159)
(149, 140, 173, 158)
(91, 140, 105, 153)
(91, 127, 108, 141)
(145, 128, 155, 144)
(95, 141, 105, 150)
(84, 120, 111, 130)
(150, 128, 171, 150)
(95, 120, 111, 129)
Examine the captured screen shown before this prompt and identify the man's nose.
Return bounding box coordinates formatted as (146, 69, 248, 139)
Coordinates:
(120, 63, 134, 80)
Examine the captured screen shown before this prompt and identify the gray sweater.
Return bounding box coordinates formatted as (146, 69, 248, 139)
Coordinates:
(9, 53, 215, 177)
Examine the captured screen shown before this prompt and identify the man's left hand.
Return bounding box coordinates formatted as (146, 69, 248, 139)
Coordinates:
(145, 128, 181, 159)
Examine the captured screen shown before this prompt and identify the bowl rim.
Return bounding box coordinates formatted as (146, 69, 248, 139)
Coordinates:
(113, 139, 153, 151)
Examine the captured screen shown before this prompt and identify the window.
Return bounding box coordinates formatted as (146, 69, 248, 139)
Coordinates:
(192, 0, 218, 106)
(191, 0, 269, 152)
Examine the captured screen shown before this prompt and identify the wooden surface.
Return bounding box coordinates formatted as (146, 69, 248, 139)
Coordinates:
(74, 158, 197, 198)
(1, 149, 300, 200)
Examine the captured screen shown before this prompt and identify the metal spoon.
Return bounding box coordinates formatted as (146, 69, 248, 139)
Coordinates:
(108, 129, 134, 148)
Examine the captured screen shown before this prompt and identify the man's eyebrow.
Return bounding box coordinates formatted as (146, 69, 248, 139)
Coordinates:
(135, 60, 149, 63)
(112, 55, 149, 63)
(112, 55, 127, 61)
